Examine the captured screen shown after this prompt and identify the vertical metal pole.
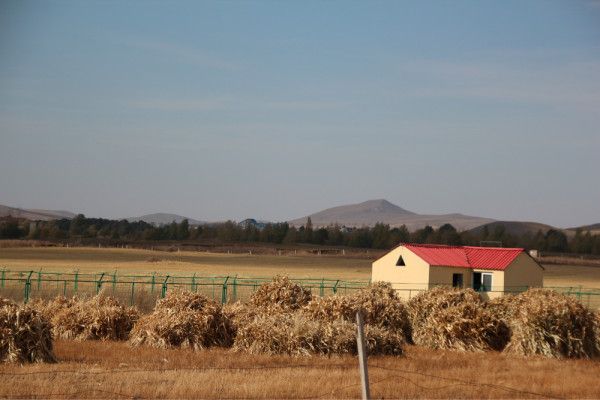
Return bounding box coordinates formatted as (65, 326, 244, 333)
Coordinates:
(232, 276, 237, 302)
(63, 280, 67, 296)
(96, 272, 105, 295)
(74, 270, 79, 293)
(151, 273, 156, 293)
(1, 269, 4, 288)
(221, 276, 230, 304)
(333, 280, 340, 294)
(161, 276, 170, 298)
(37, 269, 42, 290)
(356, 311, 370, 400)
(112, 271, 117, 294)
(130, 282, 136, 306)
(191, 273, 196, 292)
(24, 271, 34, 304)
(320, 279, 324, 297)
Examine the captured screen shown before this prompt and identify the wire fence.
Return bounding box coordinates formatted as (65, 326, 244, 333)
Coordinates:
(0, 269, 369, 311)
(1, 268, 599, 310)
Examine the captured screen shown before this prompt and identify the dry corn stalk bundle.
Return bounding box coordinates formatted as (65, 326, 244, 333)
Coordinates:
(413, 301, 509, 352)
(29, 296, 79, 322)
(250, 275, 312, 312)
(502, 289, 599, 358)
(0, 297, 55, 363)
(406, 287, 508, 352)
(407, 286, 481, 335)
(304, 282, 411, 342)
(232, 312, 351, 356)
(51, 295, 139, 341)
(486, 294, 519, 322)
(364, 325, 404, 356)
(222, 301, 258, 338)
(232, 311, 404, 356)
(129, 291, 231, 350)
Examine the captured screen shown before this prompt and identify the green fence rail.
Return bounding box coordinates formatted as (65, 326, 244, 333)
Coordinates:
(0, 269, 370, 311)
(1, 268, 599, 311)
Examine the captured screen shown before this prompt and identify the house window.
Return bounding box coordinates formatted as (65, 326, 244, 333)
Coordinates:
(473, 272, 493, 292)
(396, 256, 405, 267)
(452, 273, 463, 288)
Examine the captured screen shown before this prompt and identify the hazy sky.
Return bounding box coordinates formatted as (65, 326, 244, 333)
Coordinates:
(1, 1, 599, 227)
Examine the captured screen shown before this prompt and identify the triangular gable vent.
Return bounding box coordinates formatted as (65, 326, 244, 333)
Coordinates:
(396, 256, 405, 266)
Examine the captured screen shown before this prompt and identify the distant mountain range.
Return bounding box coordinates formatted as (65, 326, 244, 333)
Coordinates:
(0, 205, 76, 221)
(125, 213, 205, 226)
(287, 199, 495, 231)
(1, 200, 598, 234)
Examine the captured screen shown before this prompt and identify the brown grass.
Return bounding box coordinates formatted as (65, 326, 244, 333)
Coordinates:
(1, 339, 600, 399)
(0, 246, 372, 279)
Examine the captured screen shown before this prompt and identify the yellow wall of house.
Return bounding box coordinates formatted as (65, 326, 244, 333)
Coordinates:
(428, 266, 472, 288)
(372, 246, 430, 300)
(503, 253, 543, 292)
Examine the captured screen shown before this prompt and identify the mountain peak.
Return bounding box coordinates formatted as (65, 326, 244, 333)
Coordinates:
(356, 199, 414, 214)
(287, 199, 494, 230)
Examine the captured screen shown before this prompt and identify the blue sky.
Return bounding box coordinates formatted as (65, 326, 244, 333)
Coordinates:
(1, 0, 599, 227)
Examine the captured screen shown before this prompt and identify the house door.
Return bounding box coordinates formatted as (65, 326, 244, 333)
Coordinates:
(473, 272, 482, 291)
(452, 273, 463, 288)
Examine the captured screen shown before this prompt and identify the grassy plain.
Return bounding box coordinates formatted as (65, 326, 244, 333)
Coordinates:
(0, 246, 372, 280)
(1, 340, 599, 399)
(2, 246, 600, 288)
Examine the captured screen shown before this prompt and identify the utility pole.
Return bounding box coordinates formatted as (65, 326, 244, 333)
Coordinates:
(356, 310, 370, 400)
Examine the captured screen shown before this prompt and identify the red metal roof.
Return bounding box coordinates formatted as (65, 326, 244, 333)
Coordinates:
(404, 244, 523, 271)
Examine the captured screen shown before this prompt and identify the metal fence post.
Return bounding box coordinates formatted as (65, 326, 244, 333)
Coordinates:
(74, 270, 79, 293)
(130, 281, 136, 306)
(221, 276, 230, 304)
(161, 276, 170, 298)
(112, 271, 117, 294)
(151, 273, 156, 293)
(96, 272, 106, 295)
(356, 310, 370, 400)
(320, 279, 324, 297)
(37, 269, 42, 290)
(232, 276, 237, 302)
(24, 271, 34, 304)
(191, 273, 196, 292)
(1, 269, 5, 288)
(63, 280, 67, 296)
(333, 280, 340, 294)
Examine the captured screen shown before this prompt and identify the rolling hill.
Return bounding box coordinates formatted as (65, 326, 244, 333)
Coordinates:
(287, 199, 495, 231)
(567, 223, 600, 234)
(469, 220, 557, 237)
(0, 204, 76, 221)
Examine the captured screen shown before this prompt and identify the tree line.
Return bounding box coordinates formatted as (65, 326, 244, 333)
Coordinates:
(1, 215, 600, 255)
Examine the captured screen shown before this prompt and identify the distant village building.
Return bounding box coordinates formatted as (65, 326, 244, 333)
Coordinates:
(372, 244, 543, 300)
(238, 218, 267, 230)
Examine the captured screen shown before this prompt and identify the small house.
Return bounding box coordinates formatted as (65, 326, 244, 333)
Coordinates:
(372, 243, 543, 299)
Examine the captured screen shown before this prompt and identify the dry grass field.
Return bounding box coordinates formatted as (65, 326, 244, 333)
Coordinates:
(0, 246, 371, 280)
(2, 246, 600, 288)
(1, 340, 599, 399)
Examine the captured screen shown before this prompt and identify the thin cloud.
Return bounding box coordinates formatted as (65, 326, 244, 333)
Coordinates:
(395, 56, 600, 110)
(122, 38, 239, 71)
(126, 96, 347, 112)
